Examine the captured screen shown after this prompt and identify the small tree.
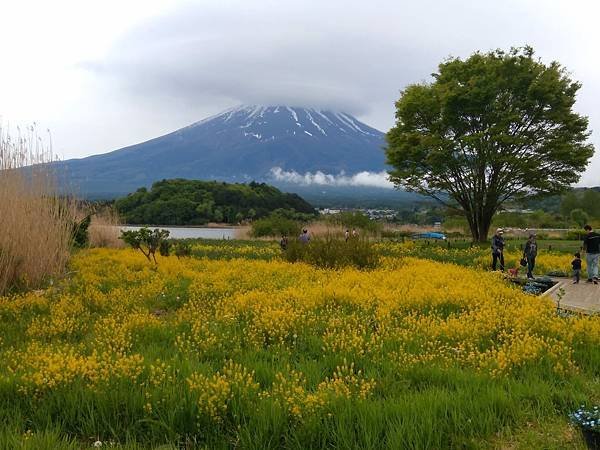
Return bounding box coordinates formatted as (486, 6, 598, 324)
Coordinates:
(386, 47, 594, 242)
(570, 209, 589, 228)
(581, 189, 600, 219)
(120, 228, 170, 264)
(560, 191, 580, 218)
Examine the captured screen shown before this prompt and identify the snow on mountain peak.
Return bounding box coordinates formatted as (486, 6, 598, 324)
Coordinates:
(188, 105, 379, 143)
(58, 104, 387, 196)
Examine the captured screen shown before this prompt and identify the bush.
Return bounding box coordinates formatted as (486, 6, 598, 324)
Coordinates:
(283, 235, 381, 269)
(251, 213, 302, 237)
(72, 215, 91, 248)
(327, 211, 382, 234)
(565, 230, 586, 241)
(380, 230, 399, 239)
(155, 239, 191, 258)
(570, 209, 589, 228)
(174, 241, 192, 258)
(159, 240, 171, 256)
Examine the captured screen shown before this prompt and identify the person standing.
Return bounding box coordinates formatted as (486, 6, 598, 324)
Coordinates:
(279, 234, 288, 251)
(344, 229, 350, 242)
(491, 228, 505, 271)
(582, 224, 600, 284)
(299, 228, 311, 244)
(523, 233, 538, 279)
(571, 252, 582, 284)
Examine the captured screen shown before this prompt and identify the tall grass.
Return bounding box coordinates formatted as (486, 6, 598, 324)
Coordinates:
(0, 124, 77, 294)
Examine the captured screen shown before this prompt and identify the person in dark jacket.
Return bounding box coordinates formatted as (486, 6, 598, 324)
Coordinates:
(583, 224, 600, 284)
(491, 228, 505, 271)
(571, 252, 582, 284)
(523, 233, 538, 279)
(279, 234, 288, 251)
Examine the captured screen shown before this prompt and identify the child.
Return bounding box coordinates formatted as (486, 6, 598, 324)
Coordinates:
(572, 252, 582, 284)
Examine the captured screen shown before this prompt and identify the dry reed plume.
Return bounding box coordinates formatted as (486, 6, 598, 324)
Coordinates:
(0, 124, 77, 294)
(88, 206, 124, 248)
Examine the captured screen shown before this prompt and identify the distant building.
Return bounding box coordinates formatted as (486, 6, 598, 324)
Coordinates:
(319, 208, 342, 215)
(503, 209, 534, 214)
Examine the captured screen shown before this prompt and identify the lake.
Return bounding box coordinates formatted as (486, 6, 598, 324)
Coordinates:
(120, 226, 239, 240)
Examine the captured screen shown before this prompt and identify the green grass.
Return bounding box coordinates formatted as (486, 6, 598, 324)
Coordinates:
(0, 242, 598, 449)
(394, 238, 582, 254)
(0, 367, 594, 449)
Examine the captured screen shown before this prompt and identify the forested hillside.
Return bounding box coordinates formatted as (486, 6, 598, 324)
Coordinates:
(115, 179, 315, 225)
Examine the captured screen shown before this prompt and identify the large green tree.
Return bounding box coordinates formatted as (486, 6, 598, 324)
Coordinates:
(386, 47, 594, 242)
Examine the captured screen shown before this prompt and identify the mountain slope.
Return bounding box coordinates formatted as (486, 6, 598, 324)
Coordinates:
(59, 105, 388, 197)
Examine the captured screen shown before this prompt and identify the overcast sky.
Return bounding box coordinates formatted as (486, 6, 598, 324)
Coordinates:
(1, 0, 599, 185)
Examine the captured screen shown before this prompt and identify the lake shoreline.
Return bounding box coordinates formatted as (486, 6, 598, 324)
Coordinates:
(121, 223, 241, 229)
(118, 225, 247, 240)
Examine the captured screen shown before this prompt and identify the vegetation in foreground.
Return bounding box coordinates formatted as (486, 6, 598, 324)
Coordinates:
(0, 125, 79, 296)
(0, 243, 598, 449)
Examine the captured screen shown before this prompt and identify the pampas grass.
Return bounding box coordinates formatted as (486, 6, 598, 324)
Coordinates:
(0, 123, 77, 294)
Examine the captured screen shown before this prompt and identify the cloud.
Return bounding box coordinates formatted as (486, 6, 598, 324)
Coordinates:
(270, 167, 394, 189)
(81, 1, 458, 118)
(2, 0, 598, 186)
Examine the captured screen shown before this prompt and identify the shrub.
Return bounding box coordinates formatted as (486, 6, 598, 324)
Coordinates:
(283, 235, 381, 269)
(380, 230, 399, 239)
(251, 213, 302, 237)
(570, 209, 589, 228)
(159, 240, 171, 256)
(327, 211, 382, 234)
(72, 215, 91, 248)
(565, 230, 585, 241)
(120, 228, 170, 264)
(174, 241, 192, 258)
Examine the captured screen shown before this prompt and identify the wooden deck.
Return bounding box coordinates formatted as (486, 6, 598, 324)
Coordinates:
(544, 278, 600, 314)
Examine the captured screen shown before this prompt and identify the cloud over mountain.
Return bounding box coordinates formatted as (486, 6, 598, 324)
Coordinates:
(270, 167, 394, 189)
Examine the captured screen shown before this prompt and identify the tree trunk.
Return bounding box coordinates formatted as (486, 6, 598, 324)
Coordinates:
(477, 220, 492, 244)
(465, 206, 494, 243)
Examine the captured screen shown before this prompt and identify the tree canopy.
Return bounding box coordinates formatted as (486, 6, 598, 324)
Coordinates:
(385, 47, 594, 241)
(115, 179, 316, 225)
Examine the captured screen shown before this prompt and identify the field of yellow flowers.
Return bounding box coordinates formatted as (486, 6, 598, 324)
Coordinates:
(377, 241, 585, 276)
(0, 242, 598, 449)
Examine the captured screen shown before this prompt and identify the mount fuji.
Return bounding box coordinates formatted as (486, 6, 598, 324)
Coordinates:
(59, 105, 389, 198)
